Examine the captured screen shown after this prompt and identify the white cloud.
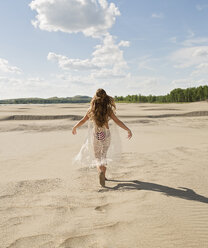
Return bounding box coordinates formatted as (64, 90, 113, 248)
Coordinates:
(90, 68, 126, 79)
(136, 55, 156, 72)
(118, 40, 130, 47)
(47, 53, 98, 70)
(29, 0, 120, 38)
(0, 71, 198, 99)
(192, 48, 208, 57)
(54, 73, 92, 85)
(0, 58, 22, 74)
(170, 45, 208, 87)
(28, 0, 131, 94)
(0, 74, 94, 99)
(171, 78, 208, 89)
(187, 29, 195, 38)
(151, 13, 164, 19)
(191, 63, 208, 76)
(169, 36, 177, 44)
(182, 37, 208, 46)
(196, 4, 208, 11)
(91, 35, 128, 70)
(171, 46, 208, 69)
(29, 0, 130, 82)
(169, 33, 208, 47)
(125, 75, 168, 95)
(0, 76, 50, 99)
(48, 34, 129, 78)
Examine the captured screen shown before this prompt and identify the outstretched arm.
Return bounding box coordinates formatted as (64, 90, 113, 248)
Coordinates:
(72, 111, 89, 135)
(110, 112, 132, 139)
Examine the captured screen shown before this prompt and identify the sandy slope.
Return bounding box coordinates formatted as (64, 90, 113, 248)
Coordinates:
(0, 102, 208, 248)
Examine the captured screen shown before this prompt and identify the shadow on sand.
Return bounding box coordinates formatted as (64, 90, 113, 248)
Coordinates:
(99, 179, 208, 204)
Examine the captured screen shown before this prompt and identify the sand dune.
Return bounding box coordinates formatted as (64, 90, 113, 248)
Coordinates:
(0, 101, 208, 248)
(120, 110, 208, 118)
(0, 110, 208, 122)
(0, 115, 82, 121)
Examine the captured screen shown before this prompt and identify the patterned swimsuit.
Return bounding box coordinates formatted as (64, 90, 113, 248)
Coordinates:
(93, 124, 111, 166)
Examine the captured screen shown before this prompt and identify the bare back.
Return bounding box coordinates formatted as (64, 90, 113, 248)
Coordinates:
(87, 110, 112, 130)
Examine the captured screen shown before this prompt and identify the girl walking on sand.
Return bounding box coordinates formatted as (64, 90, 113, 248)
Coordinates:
(72, 88, 132, 187)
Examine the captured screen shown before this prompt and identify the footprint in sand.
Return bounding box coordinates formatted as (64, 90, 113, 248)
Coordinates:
(94, 203, 109, 213)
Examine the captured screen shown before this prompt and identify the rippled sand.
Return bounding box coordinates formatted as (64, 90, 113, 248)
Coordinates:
(0, 101, 208, 248)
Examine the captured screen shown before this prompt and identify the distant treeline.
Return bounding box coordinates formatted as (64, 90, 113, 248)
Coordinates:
(114, 85, 208, 103)
(0, 85, 208, 104)
(0, 96, 92, 104)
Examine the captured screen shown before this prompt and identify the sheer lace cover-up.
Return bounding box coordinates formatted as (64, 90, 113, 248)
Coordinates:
(73, 118, 122, 168)
(93, 125, 111, 166)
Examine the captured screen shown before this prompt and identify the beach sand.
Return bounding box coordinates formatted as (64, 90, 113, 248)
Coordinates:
(0, 101, 208, 248)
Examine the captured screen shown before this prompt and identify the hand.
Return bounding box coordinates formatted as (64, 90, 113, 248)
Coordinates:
(127, 129, 132, 139)
(72, 127, 77, 135)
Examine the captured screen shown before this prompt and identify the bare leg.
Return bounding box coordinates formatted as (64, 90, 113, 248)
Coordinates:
(98, 165, 105, 173)
(97, 165, 107, 180)
(103, 165, 107, 179)
(94, 130, 110, 186)
(97, 165, 105, 187)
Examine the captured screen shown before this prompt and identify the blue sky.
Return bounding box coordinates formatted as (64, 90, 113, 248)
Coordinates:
(0, 0, 208, 99)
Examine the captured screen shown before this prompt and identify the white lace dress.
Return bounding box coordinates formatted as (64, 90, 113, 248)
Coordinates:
(73, 118, 121, 168)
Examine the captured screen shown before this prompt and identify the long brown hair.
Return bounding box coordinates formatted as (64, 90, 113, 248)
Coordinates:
(88, 88, 116, 127)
